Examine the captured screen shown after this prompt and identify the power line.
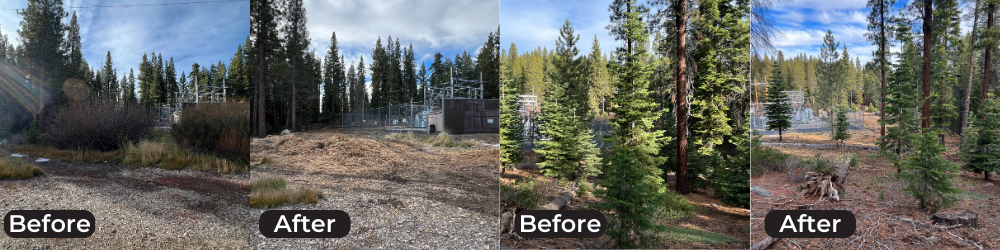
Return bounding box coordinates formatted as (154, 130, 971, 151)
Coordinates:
(0, 0, 247, 11)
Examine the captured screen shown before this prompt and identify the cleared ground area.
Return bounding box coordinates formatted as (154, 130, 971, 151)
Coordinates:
(249, 129, 499, 249)
(0, 153, 251, 249)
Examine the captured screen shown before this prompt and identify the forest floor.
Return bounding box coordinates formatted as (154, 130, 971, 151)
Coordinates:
(500, 153, 751, 249)
(0, 148, 252, 249)
(751, 113, 1000, 249)
(249, 129, 500, 249)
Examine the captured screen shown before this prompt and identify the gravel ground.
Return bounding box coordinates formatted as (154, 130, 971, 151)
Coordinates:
(0, 154, 251, 249)
(250, 130, 500, 249)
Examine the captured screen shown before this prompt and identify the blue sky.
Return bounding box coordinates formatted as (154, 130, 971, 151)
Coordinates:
(0, 0, 248, 81)
(305, 0, 499, 80)
(501, 0, 616, 57)
(767, 0, 973, 63)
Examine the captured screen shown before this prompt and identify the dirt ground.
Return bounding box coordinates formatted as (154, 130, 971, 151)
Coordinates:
(249, 129, 500, 249)
(0, 150, 252, 249)
(500, 153, 751, 249)
(752, 119, 1000, 249)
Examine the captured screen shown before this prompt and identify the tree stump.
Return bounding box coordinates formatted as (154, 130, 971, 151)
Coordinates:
(931, 210, 979, 228)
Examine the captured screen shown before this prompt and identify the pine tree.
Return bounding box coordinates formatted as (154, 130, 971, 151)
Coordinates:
(878, 40, 921, 173)
(18, 0, 69, 105)
(715, 111, 754, 208)
(323, 32, 343, 122)
(765, 64, 793, 141)
(591, 1, 686, 247)
(500, 63, 524, 172)
(895, 130, 961, 213)
(125, 68, 137, 104)
(961, 93, 1000, 179)
(834, 107, 852, 148)
(535, 20, 601, 188)
(65, 11, 83, 81)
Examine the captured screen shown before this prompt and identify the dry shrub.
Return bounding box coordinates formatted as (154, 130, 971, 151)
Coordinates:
(172, 102, 250, 164)
(40, 99, 153, 151)
(0, 159, 45, 179)
(12, 144, 122, 163)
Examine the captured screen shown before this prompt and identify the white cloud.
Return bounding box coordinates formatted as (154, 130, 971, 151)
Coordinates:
(0, 0, 248, 80)
(501, 0, 617, 58)
(306, 0, 498, 76)
(773, 0, 869, 12)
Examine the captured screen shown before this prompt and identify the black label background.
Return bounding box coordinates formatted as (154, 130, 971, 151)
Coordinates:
(4, 210, 96, 238)
(515, 210, 606, 238)
(764, 210, 856, 238)
(259, 210, 351, 238)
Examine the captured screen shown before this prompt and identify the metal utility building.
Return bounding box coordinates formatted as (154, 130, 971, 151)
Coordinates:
(428, 99, 499, 134)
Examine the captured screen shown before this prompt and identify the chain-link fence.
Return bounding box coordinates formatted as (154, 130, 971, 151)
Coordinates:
(340, 105, 433, 130)
(750, 107, 865, 134)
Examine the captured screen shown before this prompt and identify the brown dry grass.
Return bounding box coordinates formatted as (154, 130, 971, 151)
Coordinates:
(751, 125, 1000, 249)
(248, 176, 323, 208)
(12, 144, 122, 163)
(0, 159, 45, 179)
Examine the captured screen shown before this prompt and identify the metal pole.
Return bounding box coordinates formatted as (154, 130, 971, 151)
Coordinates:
(450, 68, 454, 98)
(223, 77, 227, 103)
(480, 72, 483, 99)
(196, 74, 199, 103)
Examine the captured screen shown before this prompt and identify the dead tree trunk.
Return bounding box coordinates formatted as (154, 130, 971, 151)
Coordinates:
(962, 0, 982, 138)
(921, 0, 932, 131)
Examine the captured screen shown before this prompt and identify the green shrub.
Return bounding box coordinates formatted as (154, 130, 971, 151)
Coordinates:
(802, 154, 834, 173)
(750, 146, 789, 174)
(500, 180, 545, 209)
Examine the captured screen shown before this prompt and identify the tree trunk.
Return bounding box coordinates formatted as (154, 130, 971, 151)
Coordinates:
(675, 0, 690, 195)
(962, 0, 982, 139)
(984, 3, 995, 121)
(922, 0, 932, 132)
(880, 0, 887, 138)
(255, 16, 267, 138)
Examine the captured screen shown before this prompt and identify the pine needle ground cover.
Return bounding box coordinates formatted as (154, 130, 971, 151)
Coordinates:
(750, 132, 1000, 249)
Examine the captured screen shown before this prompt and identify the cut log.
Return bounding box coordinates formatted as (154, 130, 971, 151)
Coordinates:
(932, 210, 980, 228)
(538, 191, 575, 210)
(751, 236, 780, 250)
